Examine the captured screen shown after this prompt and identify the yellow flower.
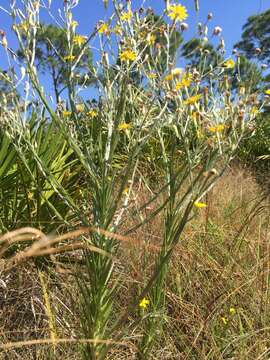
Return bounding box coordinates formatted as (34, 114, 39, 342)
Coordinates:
(75, 103, 85, 112)
(250, 106, 258, 116)
(119, 50, 136, 62)
(147, 72, 157, 79)
(168, 4, 188, 22)
(64, 55, 75, 62)
(62, 111, 72, 117)
(147, 33, 156, 46)
(71, 20, 78, 29)
(118, 122, 132, 131)
(184, 94, 202, 105)
(121, 10, 132, 22)
(164, 68, 183, 81)
(208, 124, 226, 133)
(265, 89, 270, 95)
(194, 201, 207, 208)
(139, 298, 150, 309)
(123, 187, 129, 195)
(86, 109, 98, 118)
(18, 21, 30, 32)
(73, 35, 87, 46)
(98, 23, 109, 35)
(229, 307, 236, 316)
(223, 59, 235, 69)
(175, 73, 192, 90)
(221, 316, 228, 325)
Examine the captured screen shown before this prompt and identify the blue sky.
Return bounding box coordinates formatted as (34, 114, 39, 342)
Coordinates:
(0, 0, 269, 98)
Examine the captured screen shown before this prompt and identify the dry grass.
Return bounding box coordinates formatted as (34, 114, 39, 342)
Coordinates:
(0, 165, 270, 359)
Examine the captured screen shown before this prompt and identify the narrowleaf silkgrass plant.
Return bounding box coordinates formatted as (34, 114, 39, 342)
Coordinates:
(0, 0, 266, 358)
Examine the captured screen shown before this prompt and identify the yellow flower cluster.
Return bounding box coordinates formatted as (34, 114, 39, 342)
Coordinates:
(265, 89, 270, 95)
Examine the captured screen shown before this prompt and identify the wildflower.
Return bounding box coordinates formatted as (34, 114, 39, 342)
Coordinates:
(139, 298, 150, 309)
(71, 20, 78, 29)
(147, 33, 156, 46)
(121, 10, 132, 22)
(184, 94, 202, 105)
(167, 4, 188, 22)
(265, 89, 270, 95)
(98, 23, 109, 35)
(208, 124, 225, 133)
(229, 307, 236, 316)
(62, 110, 72, 117)
(221, 316, 228, 325)
(147, 72, 157, 79)
(223, 59, 235, 69)
(194, 201, 207, 208)
(119, 50, 136, 62)
(164, 68, 182, 81)
(250, 106, 259, 116)
(17, 21, 30, 33)
(118, 122, 132, 131)
(86, 109, 98, 118)
(73, 35, 87, 46)
(64, 55, 75, 62)
(175, 73, 192, 90)
(123, 187, 129, 195)
(75, 103, 85, 112)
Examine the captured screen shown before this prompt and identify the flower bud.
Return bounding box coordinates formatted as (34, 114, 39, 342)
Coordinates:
(180, 22, 189, 31)
(213, 26, 222, 36)
(207, 12, 213, 20)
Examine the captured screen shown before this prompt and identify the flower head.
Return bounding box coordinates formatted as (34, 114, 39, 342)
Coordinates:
(86, 109, 98, 118)
(73, 35, 87, 46)
(229, 307, 236, 316)
(64, 55, 75, 62)
(194, 201, 207, 208)
(75, 103, 85, 112)
(118, 122, 132, 131)
(264, 89, 270, 95)
(139, 297, 150, 309)
(164, 68, 183, 81)
(223, 59, 235, 69)
(175, 73, 192, 90)
(208, 124, 225, 133)
(62, 110, 72, 117)
(119, 50, 136, 62)
(121, 10, 132, 22)
(184, 94, 202, 105)
(168, 4, 188, 22)
(98, 23, 109, 35)
(221, 316, 228, 325)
